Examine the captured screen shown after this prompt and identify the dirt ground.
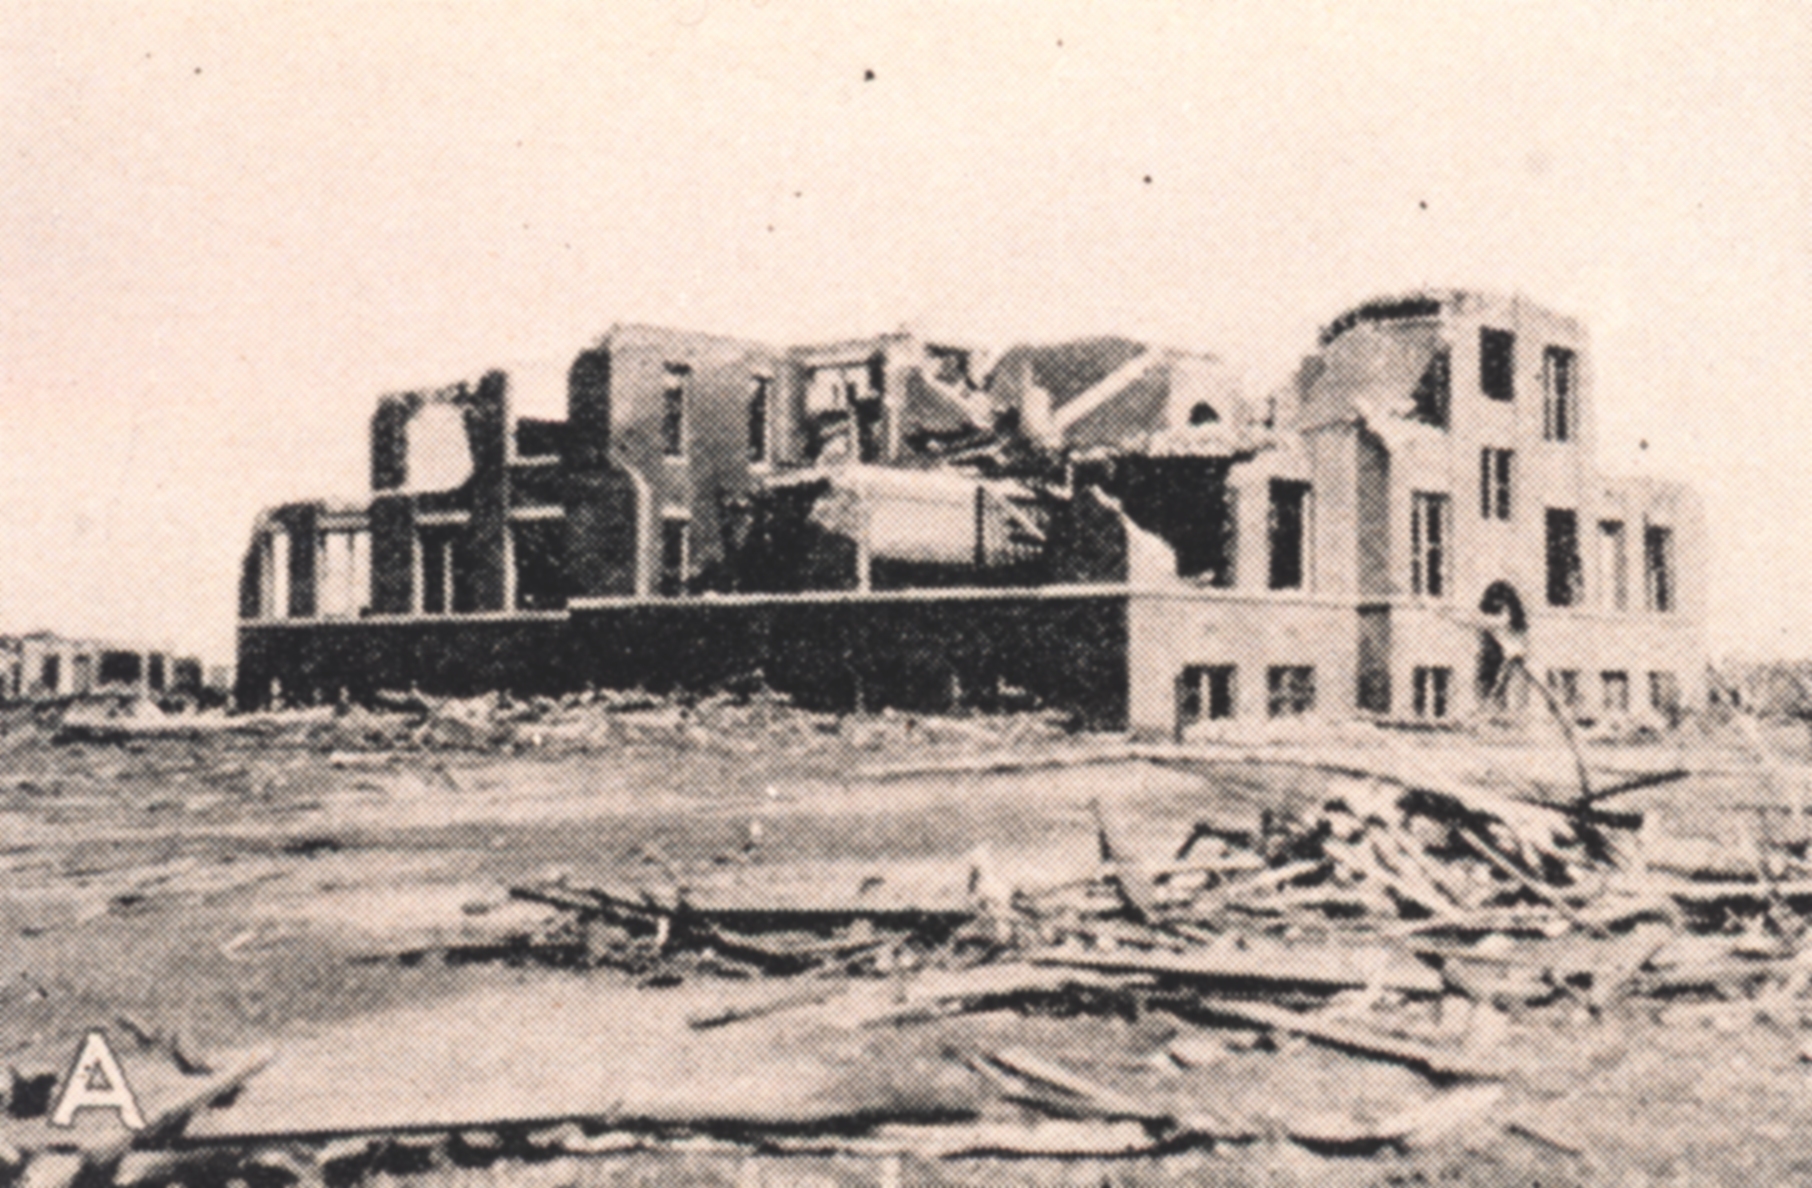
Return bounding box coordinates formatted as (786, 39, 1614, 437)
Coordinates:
(3, 698, 1810, 1186)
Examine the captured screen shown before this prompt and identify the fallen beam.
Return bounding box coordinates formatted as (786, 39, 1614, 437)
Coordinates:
(1182, 999, 1502, 1080)
(1031, 946, 1444, 995)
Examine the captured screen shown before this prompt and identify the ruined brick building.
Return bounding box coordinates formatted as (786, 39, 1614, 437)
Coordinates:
(0, 632, 203, 703)
(237, 291, 1705, 733)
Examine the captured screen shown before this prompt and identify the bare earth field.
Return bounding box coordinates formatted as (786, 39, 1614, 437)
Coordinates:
(3, 696, 1811, 1187)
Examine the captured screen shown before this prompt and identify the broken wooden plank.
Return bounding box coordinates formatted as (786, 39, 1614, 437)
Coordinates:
(1453, 826, 1609, 938)
(1032, 945, 1444, 995)
(1186, 999, 1502, 1080)
(871, 1119, 1161, 1158)
(981, 1047, 1155, 1121)
(1089, 798, 1161, 924)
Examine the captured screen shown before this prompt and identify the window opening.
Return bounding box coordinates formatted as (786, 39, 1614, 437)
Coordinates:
(1411, 492, 1450, 597)
(1410, 347, 1451, 428)
(1266, 666, 1316, 717)
(1543, 346, 1575, 441)
(660, 518, 690, 597)
(1177, 665, 1236, 727)
(1479, 448, 1513, 520)
(1644, 524, 1675, 612)
(1547, 668, 1581, 711)
(1267, 480, 1311, 590)
(748, 377, 770, 463)
(1545, 508, 1582, 607)
(1413, 666, 1451, 719)
(1480, 328, 1516, 402)
(662, 366, 689, 457)
(1599, 520, 1628, 610)
(512, 519, 567, 610)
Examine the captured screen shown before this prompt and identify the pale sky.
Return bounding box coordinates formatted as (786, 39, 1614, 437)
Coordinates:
(2, 1, 1808, 664)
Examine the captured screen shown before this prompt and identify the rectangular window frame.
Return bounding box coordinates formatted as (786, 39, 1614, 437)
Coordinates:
(1266, 479, 1312, 591)
(1602, 670, 1630, 714)
(661, 364, 690, 459)
(747, 375, 771, 464)
(1599, 519, 1629, 611)
(659, 515, 691, 598)
(1480, 327, 1516, 402)
(1478, 448, 1513, 521)
(1644, 523, 1675, 613)
(1266, 665, 1316, 718)
(1545, 507, 1583, 607)
(1412, 665, 1452, 719)
(1410, 491, 1450, 598)
(1542, 346, 1575, 442)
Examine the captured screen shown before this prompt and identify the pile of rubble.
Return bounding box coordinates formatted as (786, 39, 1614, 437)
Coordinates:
(10, 739, 1812, 1183)
(46, 685, 1078, 759)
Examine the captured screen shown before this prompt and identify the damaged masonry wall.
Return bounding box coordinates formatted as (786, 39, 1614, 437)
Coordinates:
(239, 290, 1706, 734)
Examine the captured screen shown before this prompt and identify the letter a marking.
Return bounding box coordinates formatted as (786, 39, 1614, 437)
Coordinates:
(50, 1031, 146, 1131)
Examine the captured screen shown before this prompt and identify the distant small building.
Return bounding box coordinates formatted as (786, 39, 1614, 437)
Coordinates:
(236, 291, 1704, 733)
(0, 632, 203, 702)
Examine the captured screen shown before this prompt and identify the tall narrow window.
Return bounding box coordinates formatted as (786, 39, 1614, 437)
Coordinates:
(1545, 508, 1582, 607)
(1410, 492, 1450, 597)
(1648, 670, 1680, 715)
(1410, 347, 1451, 428)
(1267, 480, 1311, 591)
(1479, 448, 1513, 520)
(659, 517, 690, 597)
(511, 519, 567, 611)
(661, 366, 688, 457)
(1602, 671, 1630, 714)
(747, 376, 770, 463)
(1645, 524, 1675, 612)
(1599, 520, 1628, 610)
(1480, 328, 1516, 402)
(1543, 347, 1575, 442)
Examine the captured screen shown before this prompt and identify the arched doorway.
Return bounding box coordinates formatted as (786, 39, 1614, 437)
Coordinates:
(1476, 580, 1528, 708)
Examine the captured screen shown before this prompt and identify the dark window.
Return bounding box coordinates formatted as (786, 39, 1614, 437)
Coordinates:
(40, 654, 59, 692)
(512, 519, 567, 611)
(1411, 492, 1450, 597)
(98, 651, 141, 686)
(1188, 401, 1219, 426)
(1479, 448, 1513, 520)
(1545, 508, 1582, 607)
(1267, 479, 1311, 590)
(1649, 670, 1680, 714)
(1410, 347, 1451, 428)
(419, 526, 479, 614)
(1543, 347, 1575, 441)
(1413, 666, 1451, 718)
(1266, 666, 1316, 717)
(747, 377, 770, 463)
(1177, 665, 1236, 727)
(1548, 668, 1581, 710)
(1600, 520, 1628, 610)
(1645, 524, 1675, 612)
(1602, 671, 1630, 713)
(1480, 328, 1516, 402)
(147, 654, 165, 693)
(661, 368, 688, 457)
(659, 518, 689, 597)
